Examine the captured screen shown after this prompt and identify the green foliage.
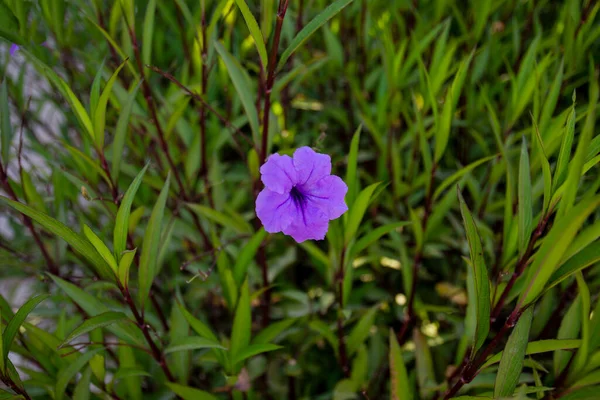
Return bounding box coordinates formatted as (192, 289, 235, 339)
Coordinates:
(0, 0, 599, 399)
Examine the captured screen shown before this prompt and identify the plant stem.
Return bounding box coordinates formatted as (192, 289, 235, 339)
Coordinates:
(490, 214, 549, 322)
(444, 307, 523, 399)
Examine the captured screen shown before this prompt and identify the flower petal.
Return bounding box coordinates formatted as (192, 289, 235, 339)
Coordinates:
(255, 188, 296, 233)
(293, 147, 331, 187)
(9, 44, 19, 56)
(283, 203, 329, 243)
(260, 154, 297, 194)
(305, 175, 348, 220)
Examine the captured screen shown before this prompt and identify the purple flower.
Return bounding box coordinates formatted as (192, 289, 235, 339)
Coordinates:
(256, 147, 348, 243)
(9, 44, 20, 56)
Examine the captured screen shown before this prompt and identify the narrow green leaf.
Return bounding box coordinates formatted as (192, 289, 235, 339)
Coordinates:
(521, 195, 600, 305)
(214, 41, 260, 143)
(142, 0, 157, 65)
(94, 59, 127, 149)
(547, 242, 600, 291)
(59, 312, 129, 348)
(346, 307, 377, 356)
(118, 249, 136, 288)
(165, 382, 218, 400)
(390, 329, 412, 400)
(72, 367, 92, 400)
(49, 275, 144, 345)
(188, 203, 252, 234)
(165, 336, 225, 354)
(230, 280, 251, 364)
(0, 79, 12, 165)
(0, 196, 113, 279)
(480, 339, 582, 371)
(178, 303, 218, 342)
(233, 0, 268, 68)
(539, 59, 564, 137)
(253, 319, 296, 345)
(558, 67, 598, 218)
(494, 307, 533, 397)
(55, 348, 104, 400)
(0, 2, 20, 44)
(571, 272, 591, 377)
(89, 58, 107, 120)
(138, 173, 170, 308)
(344, 182, 381, 244)
(554, 296, 582, 376)
(83, 225, 118, 273)
(531, 116, 552, 214)
(553, 98, 576, 191)
(277, 0, 354, 71)
(345, 125, 362, 207)
(349, 222, 411, 261)
(112, 79, 143, 181)
(433, 155, 496, 200)
(232, 343, 282, 365)
(458, 188, 490, 352)
(518, 137, 532, 257)
(23, 50, 95, 141)
(233, 228, 267, 285)
(114, 163, 149, 261)
(3, 294, 49, 365)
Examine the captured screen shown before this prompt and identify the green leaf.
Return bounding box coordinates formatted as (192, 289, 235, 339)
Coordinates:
(59, 312, 129, 348)
(571, 272, 591, 377)
(73, 367, 92, 400)
(89, 58, 107, 120)
(118, 249, 136, 288)
(138, 173, 170, 308)
(554, 296, 582, 376)
(458, 188, 490, 353)
(521, 195, 600, 305)
(349, 222, 411, 261)
(49, 275, 144, 345)
(188, 203, 252, 234)
(3, 294, 49, 365)
(233, 228, 267, 285)
(480, 339, 582, 371)
(94, 59, 127, 149)
(344, 182, 381, 244)
(433, 155, 496, 200)
(346, 307, 377, 356)
(253, 319, 296, 345)
(231, 343, 282, 365)
(518, 137, 532, 258)
(112, 79, 143, 181)
(546, 242, 600, 292)
(83, 225, 118, 273)
(23, 49, 95, 141)
(345, 125, 362, 207)
(55, 348, 104, 400)
(233, 0, 268, 68)
(531, 116, 552, 214)
(0, 196, 113, 279)
(277, 0, 354, 71)
(113, 367, 151, 381)
(165, 382, 218, 400)
(230, 280, 251, 367)
(114, 163, 148, 260)
(165, 336, 226, 354)
(558, 67, 598, 218)
(553, 98, 576, 191)
(214, 41, 260, 143)
(390, 328, 412, 400)
(0, 79, 13, 165)
(0, 2, 21, 44)
(142, 0, 157, 65)
(178, 303, 218, 342)
(494, 307, 533, 397)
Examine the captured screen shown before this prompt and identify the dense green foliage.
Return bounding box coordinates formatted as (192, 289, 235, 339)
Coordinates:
(0, 0, 599, 399)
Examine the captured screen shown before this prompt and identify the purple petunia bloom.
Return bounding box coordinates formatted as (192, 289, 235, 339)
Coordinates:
(9, 44, 20, 56)
(256, 147, 348, 243)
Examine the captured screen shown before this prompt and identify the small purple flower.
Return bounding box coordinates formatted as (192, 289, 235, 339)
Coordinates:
(9, 44, 20, 56)
(256, 147, 348, 243)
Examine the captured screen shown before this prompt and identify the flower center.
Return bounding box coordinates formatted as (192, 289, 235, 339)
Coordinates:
(290, 186, 306, 206)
